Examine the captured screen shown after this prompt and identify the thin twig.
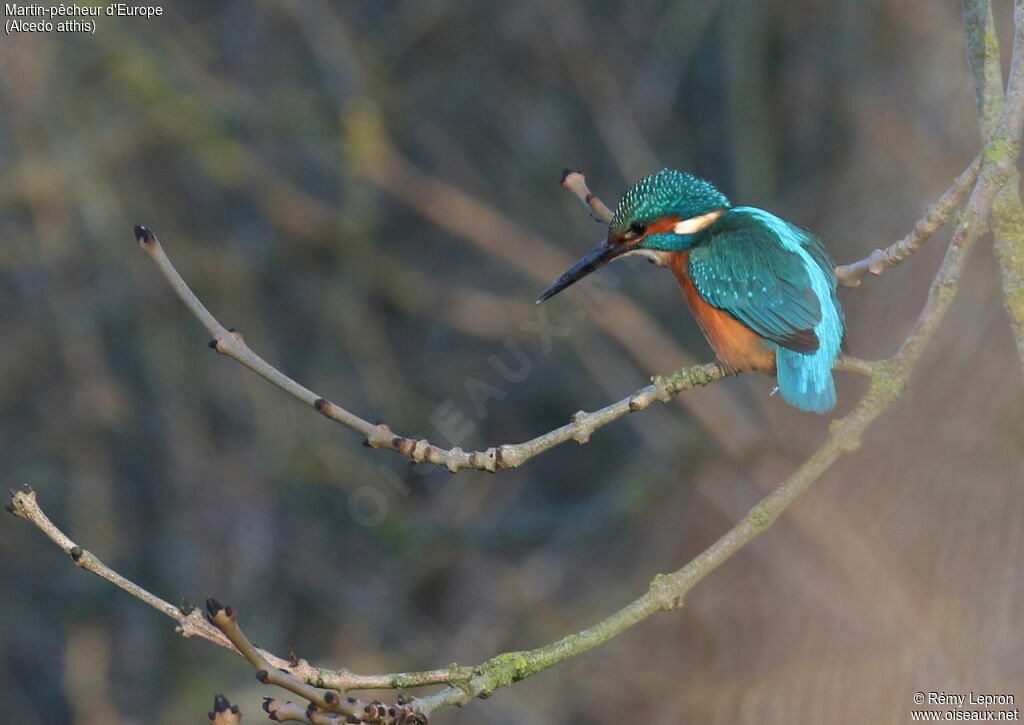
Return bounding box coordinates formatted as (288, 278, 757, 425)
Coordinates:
(205, 600, 377, 721)
(834, 156, 982, 287)
(209, 694, 242, 725)
(210, 601, 430, 723)
(5, 485, 232, 649)
(561, 168, 614, 223)
(4, 487, 464, 699)
(133, 227, 873, 475)
(263, 699, 318, 723)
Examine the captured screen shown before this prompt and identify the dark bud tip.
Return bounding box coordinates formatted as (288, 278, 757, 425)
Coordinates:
(179, 599, 195, 615)
(227, 327, 237, 333)
(346, 717, 358, 724)
(70, 546, 83, 561)
(346, 697, 357, 704)
(314, 398, 328, 412)
(231, 705, 239, 714)
(208, 712, 215, 721)
(389, 706, 397, 716)
(560, 168, 580, 184)
(4, 503, 15, 515)
(255, 669, 269, 683)
(134, 225, 153, 243)
(208, 339, 218, 349)
(362, 439, 371, 447)
(323, 692, 337, 704)
(224, 604, 235, 618)
(213, 694, 230, 712)
(205, 598, 223, 616)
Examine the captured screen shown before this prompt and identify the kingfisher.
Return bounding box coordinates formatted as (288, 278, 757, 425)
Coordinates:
(537, 169, 845, 413)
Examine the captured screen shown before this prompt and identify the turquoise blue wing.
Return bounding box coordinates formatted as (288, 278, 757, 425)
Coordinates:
(687, 212, 823, 352)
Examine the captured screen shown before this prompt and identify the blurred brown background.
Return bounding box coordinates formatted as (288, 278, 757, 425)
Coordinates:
(2, 1, 1022, 723)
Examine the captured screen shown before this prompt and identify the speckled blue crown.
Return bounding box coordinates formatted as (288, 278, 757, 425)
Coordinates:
(611, 169, 730, 234)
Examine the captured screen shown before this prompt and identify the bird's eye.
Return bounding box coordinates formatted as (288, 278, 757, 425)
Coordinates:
(630, 222, 647, 236)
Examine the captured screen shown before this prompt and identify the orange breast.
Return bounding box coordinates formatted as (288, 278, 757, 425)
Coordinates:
(669, 253, 776, 374)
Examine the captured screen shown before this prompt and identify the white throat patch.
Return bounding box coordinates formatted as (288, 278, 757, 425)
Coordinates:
(620, 248, 671, 267)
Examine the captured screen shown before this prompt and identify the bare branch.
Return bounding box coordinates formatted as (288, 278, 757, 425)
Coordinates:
(6, 487, 462, 702)
(963, 0, 1006, 137)
(204, 600, 378, 721)
(6, 486, 232, 649)
(133, 227, 873, 476)
(263, 699, 318, 723)
(835, 355, 876, 377)
(209, 694, 242, 725)
(560, 168, 614, 223)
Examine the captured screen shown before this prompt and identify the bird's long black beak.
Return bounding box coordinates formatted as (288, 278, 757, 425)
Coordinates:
(536, 235, 621, 303)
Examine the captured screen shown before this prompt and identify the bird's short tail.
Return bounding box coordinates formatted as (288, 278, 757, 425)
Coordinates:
(776, 347, 836, 413)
